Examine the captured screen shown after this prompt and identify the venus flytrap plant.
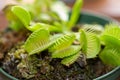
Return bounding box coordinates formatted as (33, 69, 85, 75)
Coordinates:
(80, 30, 101, 58)
(4, 0, 83, 32)
(29, 23, 62, 32)
(99, 24, 120, 66)
(7, 0, 84, 66)
(3, 6, 25, 31)
(24, 28, 82, 66)
(10, 0, 83, 32)
(100, 24, 120, 48)
(9, 0, 105, 66)
(11, 6, 62, 33)
(12, 6, 31, 27)
(49, 33, 76, 52)
(61, 52, 81, 66)
(81, 24, 104, 34)
(78, 24, 120, 66)
(99, 46, 120, 66)
(24, 28, 51, 55)
(52, 45, 81, 58)
(50, 35, 81, 66)
(4, 0, 120, 79)
(6, 0, 120, 67)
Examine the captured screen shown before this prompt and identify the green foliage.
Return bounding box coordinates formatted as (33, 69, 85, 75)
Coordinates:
(81, 24, 104, 34)
(99, 46, 120, 66)
(12, 6, 31, 27)
(80, 30, 101, 58)
(102, 24, 120, 39)
(3, 5, 25, 31)
(52, 45, 81, 58)
(61, 52, 80, 66)
(29, 23, 62, 32)
(80, 30, 87, 52)
(101, 35, 120, 47)
(11, 6, 62, 32)
(99, 24, 120, 66)
(49, 33, 75, 52)
(68, 0, 83, 28)
(25, 28, 51, 55)
(9, 0, 83, 32)
(5, 0, 120, 67)
(10, 21, 24, 31)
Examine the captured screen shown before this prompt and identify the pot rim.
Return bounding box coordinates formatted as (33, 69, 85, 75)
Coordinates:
(94, 66, 120, 80)
(81, 9, 119, 25)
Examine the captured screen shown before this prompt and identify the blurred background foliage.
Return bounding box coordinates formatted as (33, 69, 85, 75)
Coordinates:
(1, 0, 120, 30)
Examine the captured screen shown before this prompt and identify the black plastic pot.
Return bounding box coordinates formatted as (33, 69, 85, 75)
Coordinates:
(0, 11, 120, 80)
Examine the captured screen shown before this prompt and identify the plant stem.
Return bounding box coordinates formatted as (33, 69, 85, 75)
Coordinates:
(68, 0, 83, 30)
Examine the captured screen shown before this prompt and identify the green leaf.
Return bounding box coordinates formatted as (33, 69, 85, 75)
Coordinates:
(29, 23, 61, 32)
(24, 28, 51, 55)
(3, 5, 25, 31)
(80, 30, 87, 52)
(68, 0, 83, 28)
(102, 24, 120, 39)
(101, 24, 120, 47)
(80, 30, 101, 58)
(99, 47, 120, 66)
(50, 34, 62, 42)
(52, 45, 81, 58)
(101, 35, 120, 47)
(81, 24, 104, 34)
(61, 52, 80, 66)
(49, 33, 75, 52)
(10, 21, 24, 31)
(99, 24, 120, 66)
(11, 6, 31, 27)
(28, 23, 44, 31)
